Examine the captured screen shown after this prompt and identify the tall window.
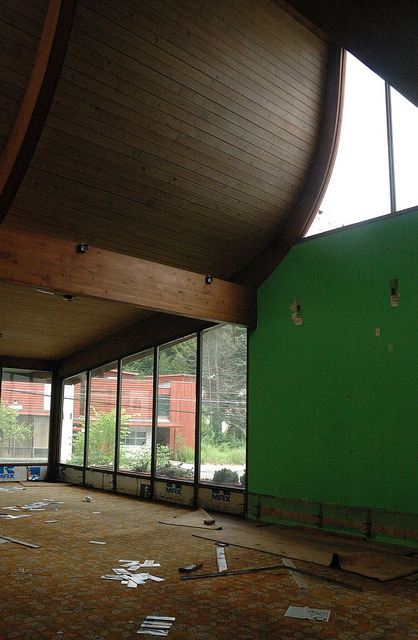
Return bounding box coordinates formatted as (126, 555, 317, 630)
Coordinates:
(156, 336, 197, 480)
(60, 373, 87, 466)
(118, 350, 154, 474)
(0, 369, 52, 462)
(391, 88, 418, 211)
(57, 328, 248, 488)
(307, 53, 417, 236)
(87, 362, 118, 469)
(200, 326, 247, 486)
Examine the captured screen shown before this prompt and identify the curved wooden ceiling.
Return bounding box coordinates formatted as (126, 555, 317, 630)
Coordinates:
(1, 0, 329, 283)
(7, 0, 401, 362)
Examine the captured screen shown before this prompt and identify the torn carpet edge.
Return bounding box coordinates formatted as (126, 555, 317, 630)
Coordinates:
(159, 507, 222, 530)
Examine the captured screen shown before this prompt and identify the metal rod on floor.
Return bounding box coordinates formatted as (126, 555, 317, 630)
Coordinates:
(180, 564, 362, 591)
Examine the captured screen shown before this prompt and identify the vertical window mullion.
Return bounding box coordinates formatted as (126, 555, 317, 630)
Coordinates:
(150, 346, 159, 489)
(114, 360, 122, 480)
(83, 370, 91, 481)
(385, 83, 397, 213)
(194, 331, 202, 495)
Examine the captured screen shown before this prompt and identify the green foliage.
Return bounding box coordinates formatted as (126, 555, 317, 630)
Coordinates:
(123, 353, 154, 379)
(212, 467, 239, 484)
(71, 408, 130, 467)
(159, 338, 197, 375)
(0, 402, 33, 452)
(200, 444, 246, 465)
(201, 325, 247, 449)
(122, 444, 170, 473)
(156, 462, 194, 479)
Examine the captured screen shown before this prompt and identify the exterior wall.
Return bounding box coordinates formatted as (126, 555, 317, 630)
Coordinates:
(248, 209, 418, 544)
(4, 373, 197, 455)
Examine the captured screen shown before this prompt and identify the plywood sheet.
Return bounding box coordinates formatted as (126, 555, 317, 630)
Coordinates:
(192, 520, 418, 580)
(160, 507, 221, 530)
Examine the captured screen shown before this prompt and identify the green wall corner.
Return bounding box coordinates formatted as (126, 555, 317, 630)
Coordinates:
(248, 210, 418, 530)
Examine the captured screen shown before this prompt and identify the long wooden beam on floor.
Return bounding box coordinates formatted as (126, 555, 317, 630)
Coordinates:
(0, 227, 257, 328)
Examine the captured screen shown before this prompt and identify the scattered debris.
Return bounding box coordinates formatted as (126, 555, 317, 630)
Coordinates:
(180, 564, 362, 591)
(178, 563, 203, 573)
(89, 540, 106, 545)
(216, 546, 227, 572)
(83, 496, 93, 502)
(21, 499, 62, 510)
(284, 606, 330, 622)
(0, 535, 40, 548)
(17, 568, 33, 578)
(137, 616, 175, 636)
(101, 560, 163, 589)
(282, 557, 309, 589)
(204, 518, 216, 526)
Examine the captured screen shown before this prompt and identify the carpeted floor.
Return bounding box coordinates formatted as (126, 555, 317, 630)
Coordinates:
(0, 483, 417, 639)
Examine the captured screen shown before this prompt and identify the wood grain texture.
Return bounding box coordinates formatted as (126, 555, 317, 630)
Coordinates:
(0, 0, 76, 220)
(5, 0, 328, 279)
(0, 227, 257, 327)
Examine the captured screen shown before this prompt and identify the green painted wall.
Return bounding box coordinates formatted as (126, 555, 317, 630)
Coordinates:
(248, 210, 417, 515)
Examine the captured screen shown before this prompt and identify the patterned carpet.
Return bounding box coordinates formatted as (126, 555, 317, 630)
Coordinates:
(0, 483, 417, 639)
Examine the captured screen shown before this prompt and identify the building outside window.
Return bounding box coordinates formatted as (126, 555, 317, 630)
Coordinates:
(0, 369, 52, 463)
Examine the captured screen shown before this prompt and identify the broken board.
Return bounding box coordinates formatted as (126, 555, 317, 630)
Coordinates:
(192, 522, 418, 581)
(159, 507, 221, 530)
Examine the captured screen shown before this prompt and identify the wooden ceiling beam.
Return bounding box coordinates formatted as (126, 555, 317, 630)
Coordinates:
(0, 0, 77, 222)
(0, 227, 257, 328)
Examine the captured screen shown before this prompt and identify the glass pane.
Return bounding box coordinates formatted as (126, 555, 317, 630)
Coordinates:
(60, 373, 87, 465)
(0, 368, 51, 463)
(200, 326, 247, 486)
(156, 337, 196, 480)
(87, 362, 118, 469)
(307, 53, 391, 236)
(118, 350, 154, 474)
(391, 87, 418, 211)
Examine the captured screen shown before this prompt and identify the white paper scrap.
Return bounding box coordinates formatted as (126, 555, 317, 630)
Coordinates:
(216, 546, 227, 572)
(131, 574, 149, 584)
(284, 606, 330, 622)
(119, 559, 139, 563)
(89, 540, 106, 545)
(282, 558, 309, 589)
(127, 580, 138, 588)
(148, 575, 165, 582)
(146, 617, 176, 622)
(113, 568, 131, 574)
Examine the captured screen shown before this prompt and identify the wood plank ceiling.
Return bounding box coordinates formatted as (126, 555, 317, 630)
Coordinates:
(0, 0, 332, 362)
(3, 0, 328, 277)
(2, 0, 415, 365)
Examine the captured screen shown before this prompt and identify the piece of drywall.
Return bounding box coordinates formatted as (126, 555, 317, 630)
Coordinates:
(248, 209, 417, 515)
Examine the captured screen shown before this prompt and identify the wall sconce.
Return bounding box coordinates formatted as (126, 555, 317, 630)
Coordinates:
(290, 299, 303, 325)
(390, 279, 400, 307)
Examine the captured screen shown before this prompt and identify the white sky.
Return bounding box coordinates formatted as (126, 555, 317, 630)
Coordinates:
(306, 53, 418, 236)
